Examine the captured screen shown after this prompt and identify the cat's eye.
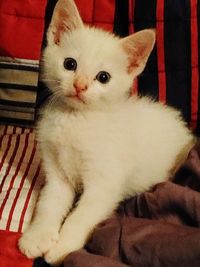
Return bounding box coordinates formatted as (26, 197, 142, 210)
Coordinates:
(63, 58, 77, 71)
(96, 71, 111, 84)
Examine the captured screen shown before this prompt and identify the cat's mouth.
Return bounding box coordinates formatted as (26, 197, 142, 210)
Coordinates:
(66, 93, 86, 104)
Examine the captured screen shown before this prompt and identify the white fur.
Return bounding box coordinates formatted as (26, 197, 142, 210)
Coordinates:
(19, 0, 194, 265)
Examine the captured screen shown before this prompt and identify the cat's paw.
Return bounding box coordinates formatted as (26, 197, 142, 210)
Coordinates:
(44, 245, 66, 266)
(44, 240, 79, 266)
(18, 227, 59, 259)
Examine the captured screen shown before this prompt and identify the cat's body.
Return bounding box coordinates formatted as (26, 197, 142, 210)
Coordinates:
(19, 0, 195, 265)
(39, 96, 192, 198)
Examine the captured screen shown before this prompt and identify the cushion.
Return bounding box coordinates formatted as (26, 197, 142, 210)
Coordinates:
(0, 0, 47, 126)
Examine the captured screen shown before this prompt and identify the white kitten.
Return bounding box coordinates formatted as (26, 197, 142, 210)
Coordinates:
(19, 0, 195, 265)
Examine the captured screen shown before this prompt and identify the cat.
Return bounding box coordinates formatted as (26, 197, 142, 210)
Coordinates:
(18, 0, 195, 265)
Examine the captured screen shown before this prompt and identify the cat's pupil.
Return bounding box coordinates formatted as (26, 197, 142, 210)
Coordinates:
(64, 58, 77, 71)
(96, 71, 111, 84)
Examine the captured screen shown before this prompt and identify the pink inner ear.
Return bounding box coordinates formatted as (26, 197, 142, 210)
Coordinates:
(122, 30, 155, 74)
(124, 41, 153, 74)
(127, 46, 147, 73)
(54, 24, 66, 45)
(53, 9, 69, 45)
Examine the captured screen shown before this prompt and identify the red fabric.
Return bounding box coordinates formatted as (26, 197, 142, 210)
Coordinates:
(75, 0, 94, 24)
(129, 0, 134, 34)
(190, 0, 199, 129)
(0, 0, 47, 60)
(0, 0, 114, 60)
(75, 0, 114, 31)
(0, 230, 33, 267)
(156, 0, 166, 103)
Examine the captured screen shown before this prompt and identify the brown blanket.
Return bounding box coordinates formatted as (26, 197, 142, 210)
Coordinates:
(63, 142, 200, 267)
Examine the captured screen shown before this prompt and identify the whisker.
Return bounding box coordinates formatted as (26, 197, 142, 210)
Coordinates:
(42, 78, 60, 82)
(47, 93, 63, 107)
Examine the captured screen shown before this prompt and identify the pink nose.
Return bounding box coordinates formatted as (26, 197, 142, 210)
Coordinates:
(73, 77, 88, 93)
(73, 82, 88, 93)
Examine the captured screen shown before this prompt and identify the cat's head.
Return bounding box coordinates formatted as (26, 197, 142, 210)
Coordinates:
(43, 0, 155, 111)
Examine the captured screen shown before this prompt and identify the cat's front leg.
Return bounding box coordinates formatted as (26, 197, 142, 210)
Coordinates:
(19, 157, 75, 259)
(45, 179, 122, 265)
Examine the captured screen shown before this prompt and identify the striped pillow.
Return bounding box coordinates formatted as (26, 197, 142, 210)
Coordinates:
(0, 57, 39, 126)
(0, 0, 47, 127)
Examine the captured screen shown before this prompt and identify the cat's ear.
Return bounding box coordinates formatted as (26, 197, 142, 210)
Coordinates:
(47, 0, 83, 46)
(120, 29, 156, 75)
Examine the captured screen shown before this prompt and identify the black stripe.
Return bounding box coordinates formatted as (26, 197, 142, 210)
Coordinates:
(0, 105, 35, 113)
(164, 0, 191, 123)
(0, 63, 39, 72)
(0, 99, 36, 108)
(196, 0, 200, 135)
(113, 0, 129, 37)
(0, 117, 35, 126)
(42, 0, 58, 48)
(134, 0, 158, 99)
(36, 0, 58, 108)
(0, 83, 38, 91)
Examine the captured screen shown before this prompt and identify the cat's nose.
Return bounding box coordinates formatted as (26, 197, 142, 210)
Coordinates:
(73, 78, 88, 93)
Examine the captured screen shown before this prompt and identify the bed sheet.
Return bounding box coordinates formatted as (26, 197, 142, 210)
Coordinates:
(0, 125, 43, 267)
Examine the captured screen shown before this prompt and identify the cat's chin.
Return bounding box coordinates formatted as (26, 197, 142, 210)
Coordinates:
(66, 94, 86, 104)
(63, 95, 88, 111)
